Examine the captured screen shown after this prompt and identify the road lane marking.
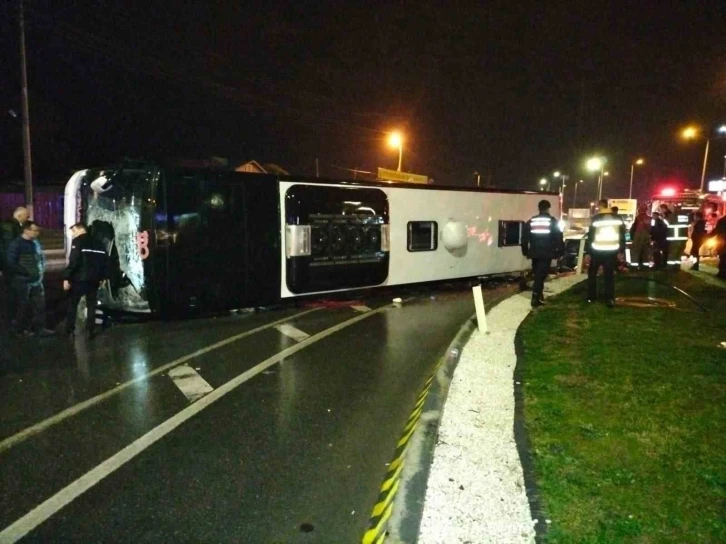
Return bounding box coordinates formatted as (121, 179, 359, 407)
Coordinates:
(351, 305, 372, 313)
(0, 308, 321, 455)
(0, 300, 406, 543)
(274, 323, 310, 342)
(168, 365, 214, 402)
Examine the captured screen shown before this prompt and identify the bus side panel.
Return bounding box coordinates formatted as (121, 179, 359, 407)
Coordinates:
(241, 175, 282, 306)
(159, 169, 253, 316)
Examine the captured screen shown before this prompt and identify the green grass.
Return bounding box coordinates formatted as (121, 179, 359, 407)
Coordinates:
(520, 271, 726, 543)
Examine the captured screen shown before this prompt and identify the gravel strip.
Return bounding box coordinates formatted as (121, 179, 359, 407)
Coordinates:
(417, 274, 587, 544)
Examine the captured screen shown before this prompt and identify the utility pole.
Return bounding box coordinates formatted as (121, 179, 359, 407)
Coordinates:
(19, 0, 33, 218)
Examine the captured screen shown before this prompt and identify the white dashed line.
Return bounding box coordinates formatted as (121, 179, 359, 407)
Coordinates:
(274, 324, 310, 342)
(168, 365, 214, 402)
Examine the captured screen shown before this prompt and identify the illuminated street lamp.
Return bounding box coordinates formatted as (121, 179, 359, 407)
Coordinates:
(682, 126, 698, 140)
(681, 124, 726, 192)
(586, 156, 607, 200)
(629, 158, 645, 199)
(539, 177, 550, 191)
(387, 131, 403, 172)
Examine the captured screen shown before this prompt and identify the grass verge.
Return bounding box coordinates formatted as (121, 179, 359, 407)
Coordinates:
(520, 271, 726, 543)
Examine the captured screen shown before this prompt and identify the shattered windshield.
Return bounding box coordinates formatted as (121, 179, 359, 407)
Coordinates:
(82, 165, 158, 312)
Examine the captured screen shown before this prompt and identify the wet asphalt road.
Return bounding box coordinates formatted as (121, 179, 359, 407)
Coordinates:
(0, 281, 515, 543)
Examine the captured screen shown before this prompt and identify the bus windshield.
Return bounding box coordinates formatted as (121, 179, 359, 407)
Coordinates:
(79, 165, 158, 312)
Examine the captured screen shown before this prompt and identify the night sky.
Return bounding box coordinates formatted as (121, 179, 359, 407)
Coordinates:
(1, 0, 725, 204)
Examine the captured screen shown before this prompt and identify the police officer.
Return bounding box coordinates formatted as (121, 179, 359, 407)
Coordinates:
(586, 199, 626, 307)
(521, 199, 564, 307)
(62, 223, 109, 339)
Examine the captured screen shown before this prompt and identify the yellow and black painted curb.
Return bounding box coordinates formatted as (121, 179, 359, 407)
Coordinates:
(361, 290, 513, 544)
(361, 367, 439, 544)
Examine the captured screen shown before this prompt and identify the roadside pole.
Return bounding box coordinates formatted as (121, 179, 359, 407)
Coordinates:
(19, 0, 34, 218)
(576, 238, 586, 275)
(472, 283, 488, 333)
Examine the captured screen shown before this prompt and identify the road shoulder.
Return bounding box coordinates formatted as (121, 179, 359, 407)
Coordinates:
(416, 274, 586, 544)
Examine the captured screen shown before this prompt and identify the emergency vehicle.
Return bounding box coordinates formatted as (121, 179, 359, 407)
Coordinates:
(648, 187, 726, 261)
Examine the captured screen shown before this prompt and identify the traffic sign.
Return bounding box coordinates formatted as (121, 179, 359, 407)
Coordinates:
(377, 167, 429, 184)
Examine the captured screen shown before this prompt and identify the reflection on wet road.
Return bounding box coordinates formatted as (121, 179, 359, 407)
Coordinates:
(0, 282, 515, 543)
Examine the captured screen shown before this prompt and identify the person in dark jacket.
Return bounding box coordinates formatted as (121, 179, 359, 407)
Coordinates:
(585, 199, 626, 307)
(5, 207, 29, 245)
(63, 223, 109, 339)
(629, 206, 651, 269)
(6, 220, 53, 336)
(709, 215, 726, 279)
(521, 199, 565, 307)
(688, 211, 707, 271)
(1, 206, 29, 319)
(650, 212, 669, 269)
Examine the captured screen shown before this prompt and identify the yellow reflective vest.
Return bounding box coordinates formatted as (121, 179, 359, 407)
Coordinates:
(586, 213, 626, 253)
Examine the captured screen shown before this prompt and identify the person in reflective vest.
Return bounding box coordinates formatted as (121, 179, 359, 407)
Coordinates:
(521, 199, 564, 307)
(585, 199, 626, 307)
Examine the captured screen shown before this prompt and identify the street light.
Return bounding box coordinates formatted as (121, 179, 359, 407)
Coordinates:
(387, 131, 403, 172)
(629, 158, 645, 200)
(586, 156, 606, 200)
(539, 177, 550, 191)
(682, 126, 698, 140)
(681, 124, 726, 192)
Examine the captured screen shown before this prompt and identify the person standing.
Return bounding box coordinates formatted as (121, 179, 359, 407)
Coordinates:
(521, 199, 564, 307)
(585, 199, 626, 307)
(688, 211, 707, 271)
(6, 206, 29, 242)
(629, 206, 651, 269)
(63, 223, 109, 339)
(709, 215, 726, 279)
(1, 206, 30, 319)
(659, 203, 675, 224)
(650, 212, 669, 269)
(5, 221, 53, 336)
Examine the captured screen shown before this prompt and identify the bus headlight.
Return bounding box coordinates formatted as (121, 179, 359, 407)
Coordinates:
(311, 225, 328, 256)
(364, 227, 381, 251)
(329, 224, 346, 254)
(347, 226, 363, 253)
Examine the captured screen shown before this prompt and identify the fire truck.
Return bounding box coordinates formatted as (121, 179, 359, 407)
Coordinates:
(648, 187, 726, 261)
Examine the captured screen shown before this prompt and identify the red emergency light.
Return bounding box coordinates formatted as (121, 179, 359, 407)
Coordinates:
(660, 187, 676, 196)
